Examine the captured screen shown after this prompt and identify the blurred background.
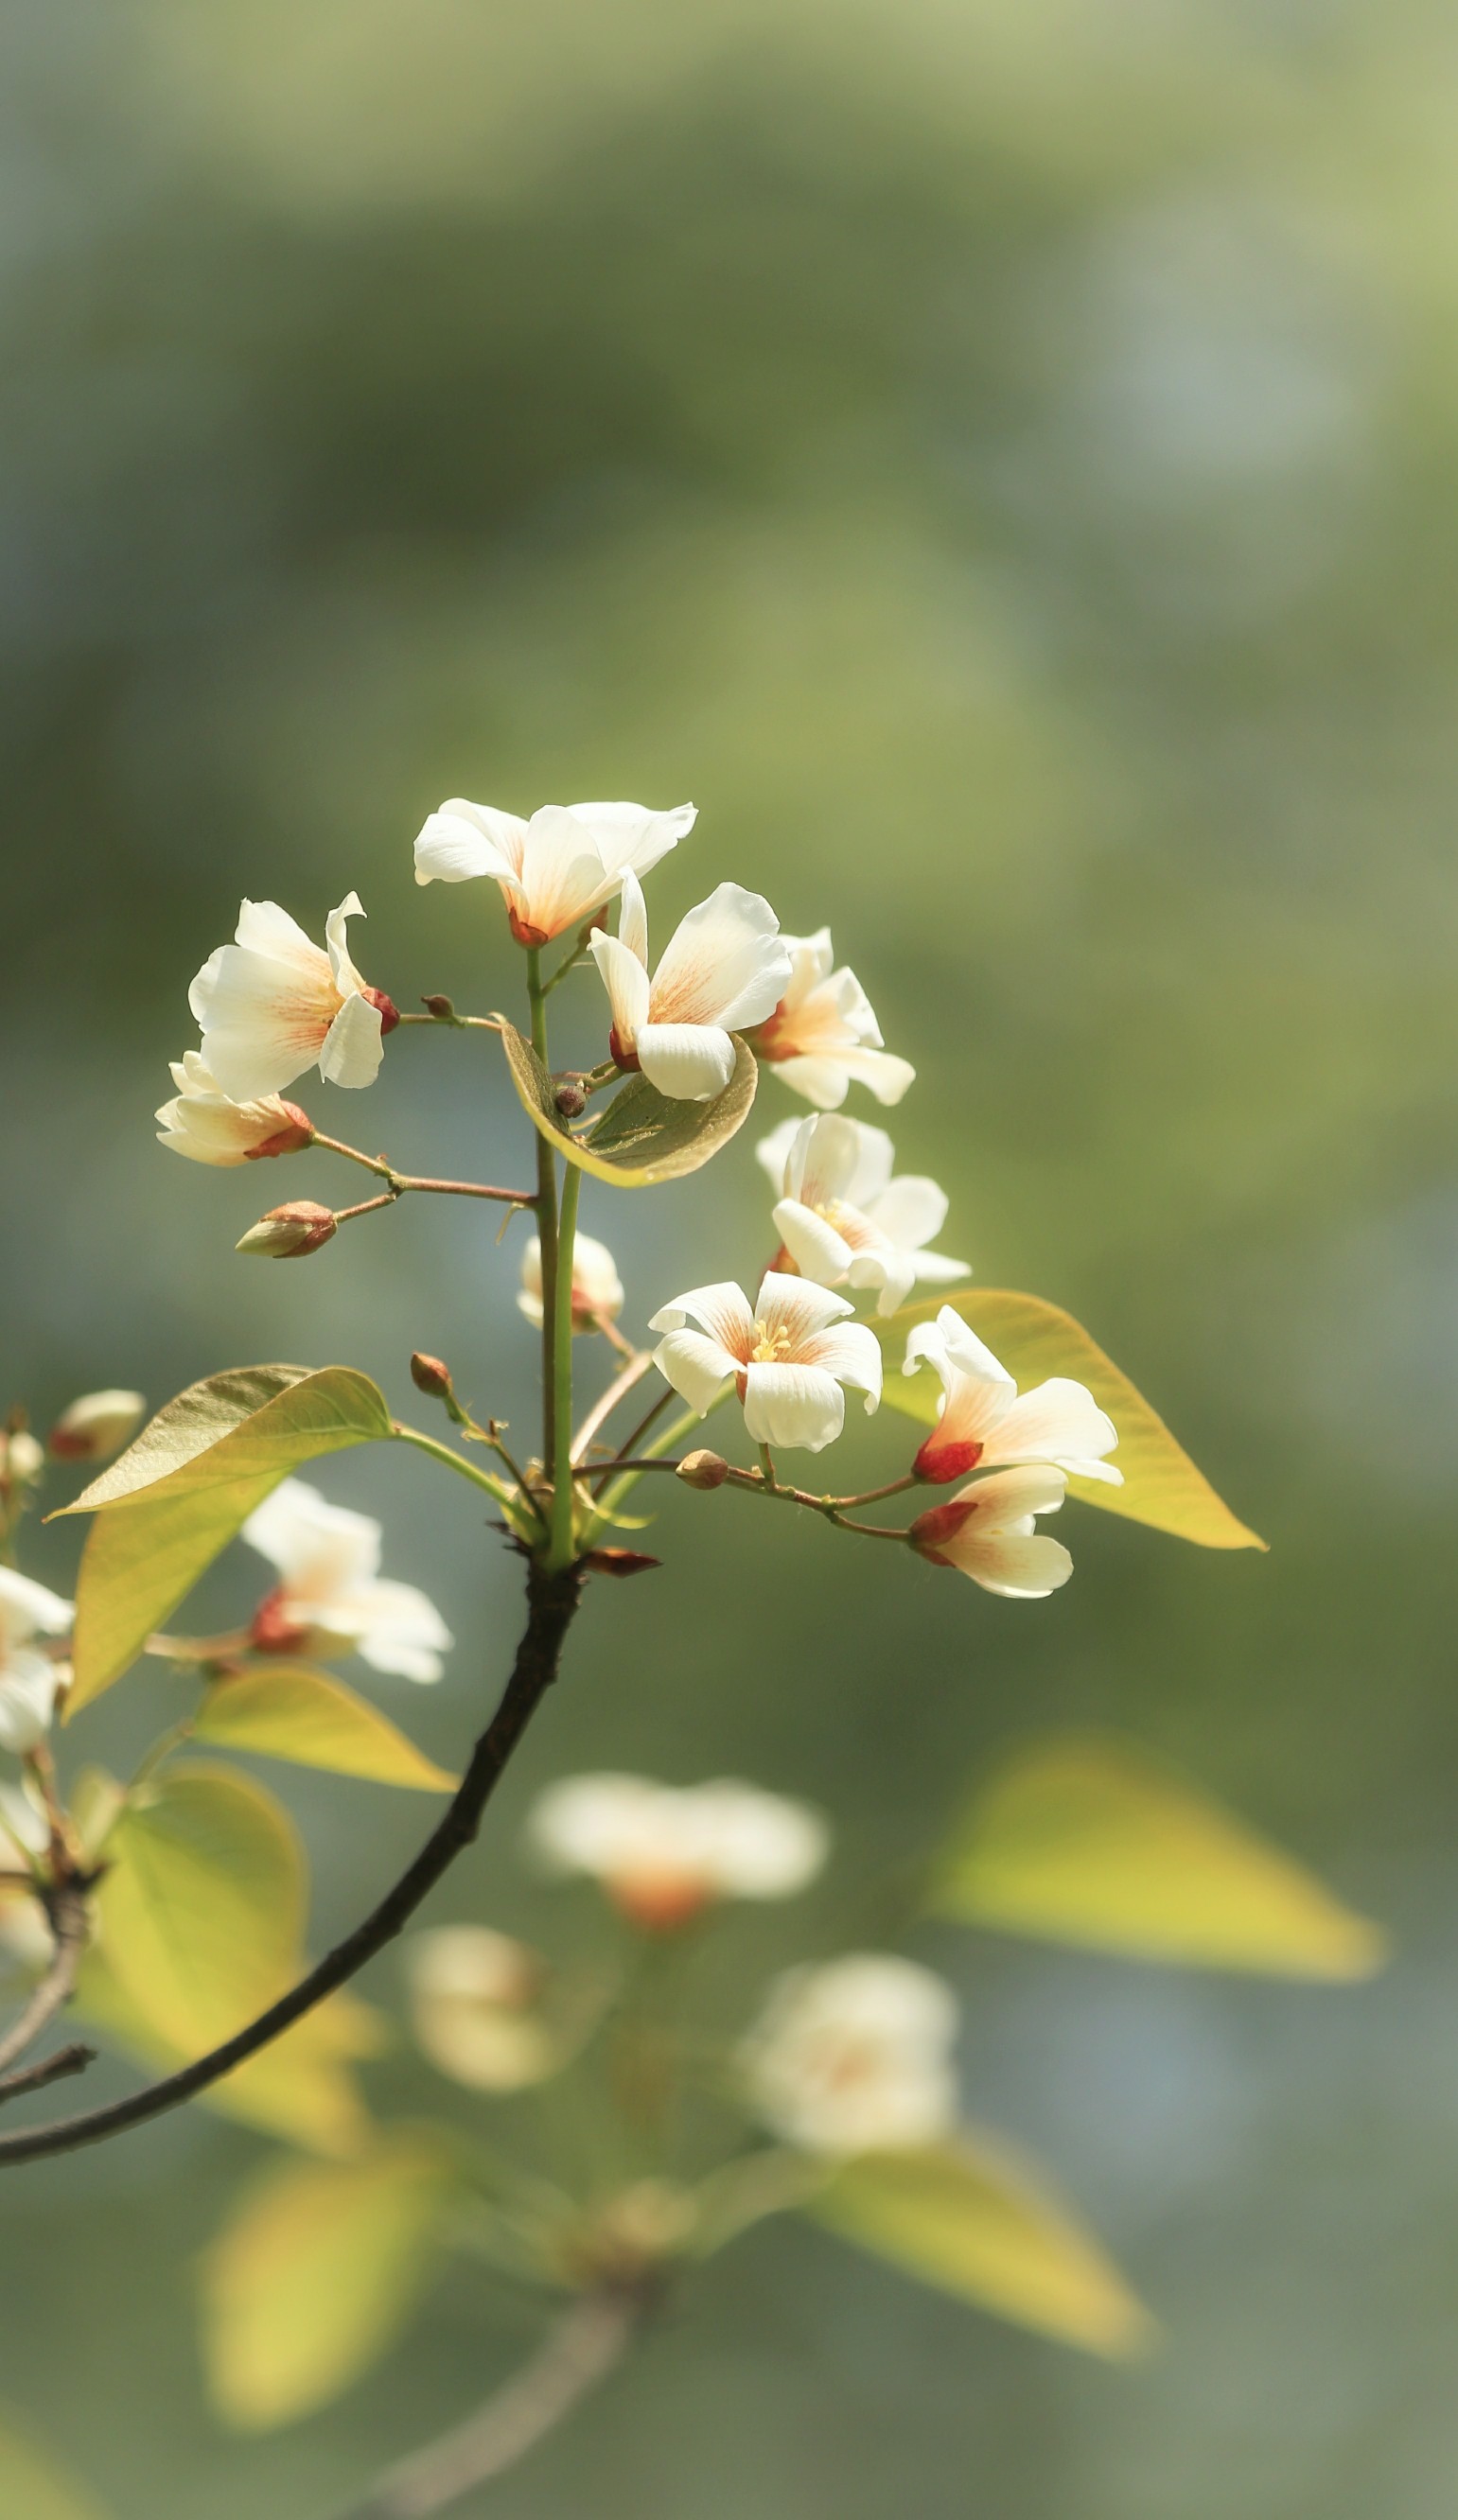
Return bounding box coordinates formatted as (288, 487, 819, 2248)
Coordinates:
(3, 0, 1457, 2510)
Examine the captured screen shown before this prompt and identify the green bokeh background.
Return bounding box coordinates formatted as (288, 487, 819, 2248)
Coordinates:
(4, 0, 1457, 2511)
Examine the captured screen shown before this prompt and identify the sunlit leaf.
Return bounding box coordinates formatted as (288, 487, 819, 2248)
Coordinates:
(933, 1734, 1386, 1979)
(0, 2411, 111, 2520)
(202, 2138, 457, 2428)
(500, 1020, 758, 1186)
(875, 1291, 1264, 1549)
(58, 1364, 395, 1712)
(193, 1666, 457, 1792)
(809, 2134, 1152, 2358)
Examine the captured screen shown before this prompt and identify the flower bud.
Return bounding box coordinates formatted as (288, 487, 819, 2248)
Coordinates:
(410, 1352, 455, 1401)
(1, 1429, 44, 1484)
(236, 1201, 338, 1259)
(48, 1390, 147, 1463)
(676, 1449, 729, 1491)
(553, 1081, 588, 1119)
(420, 993, 456, 1020)
(583, 1548, 662, 1578)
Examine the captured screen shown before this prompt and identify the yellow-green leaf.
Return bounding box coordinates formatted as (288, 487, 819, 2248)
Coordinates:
(933, 1734, 1386, 1978)
(500, 1021, 758, 1186)
(202, 2138, 456, 2428)
(875, 1291, 1264, 1549)
(59, 1364, 395, 1712)
(810, 2134, 1151, 2358)
(0, 2412, 111, 2520)
(193, 1666, 458, 1792)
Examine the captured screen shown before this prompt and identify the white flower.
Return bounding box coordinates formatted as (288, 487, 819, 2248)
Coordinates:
(188, 895, 395, 1101)
(590, 872, 791, 1102)
(0, 1431, 44, 1488)
(758, 1115, 968, 1318)
(413, 796, 695, 947)
(241, 1478, 452, 1681)
(740, 1954, 959, 2156)
(0, 1569, 73, 1755)
(649, 1272, 882, 1453)
(749, 929, 914, 1109)
(904, 1307, 1121, 1487)
(528, 1774, 829, 1931)
(518, 1233, 624, 1334)
(908, 1465, 1073, 1598)
(155, 1052, 313, 1168)
(407, 1926, 557, 2091)
(46, 1390, 147, 1465)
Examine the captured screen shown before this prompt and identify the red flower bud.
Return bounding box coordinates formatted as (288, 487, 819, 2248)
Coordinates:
(410, 1352, 455, 1400)
(236, 1201, 338, 1259)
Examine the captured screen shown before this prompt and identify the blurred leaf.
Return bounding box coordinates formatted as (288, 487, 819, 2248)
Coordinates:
(202, 2138, 457, 2428)
(0, 2410, 110, 2520)
(934, 1734, 1386, 1979)
(809, 2134, 1152, 2358)
(59, 1364, 395, 1713)
(876, 1292, 1264, 1549)
(500, 1021, 758, 1185)
(193, 1666, 458, 1792)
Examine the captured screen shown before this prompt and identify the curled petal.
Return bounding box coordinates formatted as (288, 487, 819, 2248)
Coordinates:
(635, 1022, 737, 1102)
(952, 1531, 1074, 1599)
(325, 893, 368, 993)
(772, 1198, 856, 1286)
(590, 930, 653, 1050)
(648, 1282, 757, 1355)
(318, 989, 385, 1090)
(413, 802, 524, 886)
(795, 1321, 883, 1410)
(865, 1174, 951, 1252)
(615, 867, 650, 969)
(649, 884, 790, 1030)
(653, 1328, 742, 1417)
(742, 1363, 846, 1452)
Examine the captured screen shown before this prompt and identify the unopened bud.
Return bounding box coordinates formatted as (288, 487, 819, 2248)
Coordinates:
(236, 1200, 338, 1259)
(2, 1429, 44, 1484)
(410, 1352, 455, 1400)
(245, 1101, 314, 1162)
(583, 1548, 662, 1578)
(48, 1390, 147, 1463)
(361, 985, 401, 1038)
(553, 1081, 588, 1119)
(420, 993, 456, 1021)
(676, 1449, 729, 1491)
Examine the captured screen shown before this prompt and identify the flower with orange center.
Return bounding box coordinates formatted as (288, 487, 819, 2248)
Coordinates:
(649, 1271, 882, 1452)
(758, 1114, 967, 1317)
(241, 1478, 452, 1680)
(908, 1464, 1073, 1598)
(740, 1954, 959, 2155)
(904, 1307, 1121, 1487)
(413, 795, 694, 947)
(590, 870, 791, 1101)
(749, 928, 915, 1109)
(188, 894, 396, 1100)
(528, 1775, 828, 1933)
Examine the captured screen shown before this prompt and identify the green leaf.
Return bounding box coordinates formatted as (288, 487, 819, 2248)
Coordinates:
(59, 1364, 395, 1712)
(193, 1665, 458, 1792)
(809, 2134, 1152, 2358)
(932, 1734, 1386, 1979)
(500, 1021, 759, 1186)
(202, 2138, 456, 2428)
(875, 1291, 1264, 1549)
(0, 2412, 111, 2520)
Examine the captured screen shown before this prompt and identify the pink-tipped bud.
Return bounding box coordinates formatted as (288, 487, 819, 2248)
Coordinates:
(244, 1101, 314, 1162)
(48, 1390, 147, 1463)
(554, 1082, 588, 1119)
(906, 1497, 978, 1565)
(236, 1201, 337, 1259)
(361, 986, 401, 1037)
(411, 1352, 455, 1400)
(676, 1449, 729, 1491)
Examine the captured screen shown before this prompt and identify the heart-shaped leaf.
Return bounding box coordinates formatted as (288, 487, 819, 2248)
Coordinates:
(193, 1665, 458, 1792)
(932, 1734, 1385, 1978)
(875, 1291, 1263, 1549)
(500, 1021, 758, 1186)
(810, 2133, 1151, 2357)
(59, 1365, 395, 1712)
(202, 2138, 457, 2428)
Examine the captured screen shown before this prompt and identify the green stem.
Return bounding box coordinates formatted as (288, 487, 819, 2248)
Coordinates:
(547, 1162, 580, 1570)
(580, 1403, 704, 1547)
(393, 1423, 535, 1529)
(527, 952, 560, 1490)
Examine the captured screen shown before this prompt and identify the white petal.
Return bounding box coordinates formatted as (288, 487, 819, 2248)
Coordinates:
(772, 1199, 855, 1286)
(764, 1054, 852, 1110)
(926, 1308, 1015, 1390)
(0, 1659, 60, 1755)
(636, 1024, 736, 1101)
(833, 1046, 916, 1105)
(518, 806, 621, 937)
(652, 1328, 741, 1416)
(242, 1479, 382, 1593)
(777, 930, 835, 1003)
(319, 989, 385, 1089)
(567, 800, 695, 880)
(755, 1116, 805, 1192)
(648, 1282, 757, 1351)
(792, 1114, 867, 1211)
(413, 802, 523, 886)
(589, 930, 652, 1048)
(841, 1122, 896, 1205)
(350, 1580, 453, 1682)
(752, 1270, 854, 1346)
(957, 1531, 1073, 1599)
(864, 1175, 950, 1252)
(852, 1249, 920, 1317)
(912, 1250, 973, 1285)
(796, 1321, 884, 1409)
(742, 1363, 846, 1452)
(325, 892, 367, 992)
(987, 1379, 1120, 1477)
(650, 884, 790, 1029)
(958, 1464, 1068, 1531)
(0, 1568, 74, 1645)
(193, 946, 335, 1099)
(616, 867, 650, 970)
(233, 900, 322, 968)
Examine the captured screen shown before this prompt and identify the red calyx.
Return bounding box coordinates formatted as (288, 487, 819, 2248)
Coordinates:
(508, 909, 552, 948)
(246, 1102, 314, 1161)
(906, 1496, 978, 1563)
(361, 987, 400, 1037)
(609, 1875, 711, 1933)
(913, 1432, 984, 1484)
(608, 1026, 641, 1073)
(249, 1590, 312, 1654)
(583, 1548, 662, 1579)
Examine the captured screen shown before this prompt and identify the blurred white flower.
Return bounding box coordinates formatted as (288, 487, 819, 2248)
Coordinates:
(904, 1308, 1121, 1487)
(0, 1891, 51, 1974)
(758, 1115, 967, 1318)
(740, 1954, 959, 2156)
(414, 796, 694, 947)
(155, 1052, 313, 1168)
(0, 1431, 44, 1487)
(518, 1233, 624, 1334)
(0, 1569, 73, 1755)
(241, 1478, 452, 1681)
(750, 929, 914, 1109)
(407, 1926, 557, 2091)
(590, 872, 791, 1102)
(46, 1390, 147, 1465)
(650, 1271, 881, 1453)
(908, 1465, 1073, 1599)
(528, 1774, 829, 1930)
(188, 895, 395, 1100)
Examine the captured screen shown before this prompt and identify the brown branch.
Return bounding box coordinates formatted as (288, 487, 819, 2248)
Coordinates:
(0, 1562, 584, 2168)
(334, 2288, 641, 2520)
(0, 1881, 90, 2079)
(0, 2042, 96, 2107)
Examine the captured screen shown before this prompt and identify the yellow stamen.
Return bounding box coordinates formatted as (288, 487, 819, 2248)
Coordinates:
(750, 1321, 795, 1365)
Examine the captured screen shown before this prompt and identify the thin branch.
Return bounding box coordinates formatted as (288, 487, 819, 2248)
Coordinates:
(334, 2288, 641, 2520)
(570, 1352, 653, 1466)
(0, 2042, 96, 2108)
(0, 1563, 584, 2168)
(310, 1136, 536, 1208)
(0, 1881, 89, 2078)
(591, 1458, 913, 1542)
